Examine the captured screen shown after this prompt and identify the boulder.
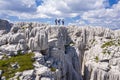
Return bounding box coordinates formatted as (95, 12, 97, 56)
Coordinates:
(34, 52, 45, 65)
(20, 70, 35, 80)
(16, 39, 27, 51)
(1, 76, 6, 80)
(41, 77, 54, 80)
(0, 70, 2, 77)
(8, 33, 25, 44)
(0, 30, 7, 36)
(30, 26, 47, 37)
(28, 30, 48, 52)
(0, 34, 9, 46)
(41, 77, 53, 80)
(10, 26, 20, 33)
(47, 27, 67, 45)
(25, 28, 31, 42)
(10, 62, 20, 69)
(35, 30, 48, 50)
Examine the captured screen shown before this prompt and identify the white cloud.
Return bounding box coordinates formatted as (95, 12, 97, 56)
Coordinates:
(36, 0, 108, 18)
(0, 0, 38, 19)
(0, 0, 119, 29)
(0, 0, 36, 12)
(79, 1, 120, 29)
(0, 0, 109, 19)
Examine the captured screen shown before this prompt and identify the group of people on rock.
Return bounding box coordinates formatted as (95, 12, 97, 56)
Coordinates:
(55, 19, 64, 25)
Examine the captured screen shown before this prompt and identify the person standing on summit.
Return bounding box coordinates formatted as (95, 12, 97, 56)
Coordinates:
(55, 19, 58, 25)
(62, 19, 64, 25)
(58, 19, 61, 25)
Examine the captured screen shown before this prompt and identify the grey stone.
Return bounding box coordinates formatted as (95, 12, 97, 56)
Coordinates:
(10, 26, 20, 33)
(8, 33, 25, 44)
(0, 70, 2, 77)
(28, 30, 48, 52)
(16, 39, 27, 51)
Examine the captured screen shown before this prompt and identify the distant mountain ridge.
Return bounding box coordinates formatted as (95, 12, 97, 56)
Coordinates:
(0, 19, 120, 31)
(0, 19, 12, 32)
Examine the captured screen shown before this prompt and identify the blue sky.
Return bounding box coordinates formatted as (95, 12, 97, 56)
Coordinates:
(0, 0, 120, 29)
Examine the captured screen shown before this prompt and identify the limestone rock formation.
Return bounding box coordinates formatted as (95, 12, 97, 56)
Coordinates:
(0, 30, 7, 36)
(0, 34, 9, 46)
(28, 30, 48, 52)
(10, 25, 21, 33)
(0, 21, 120, 80)
(16, 39, 28, 51)
(8, 33, 25, 44)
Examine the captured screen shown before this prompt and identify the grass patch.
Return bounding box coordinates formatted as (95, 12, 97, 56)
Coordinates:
(0, 52, 34, 79)
(101, 41, 114, 48)
(94, 56, 99, 63)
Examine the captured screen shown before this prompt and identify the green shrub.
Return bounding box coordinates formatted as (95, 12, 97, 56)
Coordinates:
(107, 51, 111, 55)
(101, 41, 114, 48)
(102, 49, 111, 55)
(17, 50, 22, 56)
(94, 56, 99, 63)
(50, 67, 56, 72)
(0, 52, 34, 79)
(91, 39, 95, 44)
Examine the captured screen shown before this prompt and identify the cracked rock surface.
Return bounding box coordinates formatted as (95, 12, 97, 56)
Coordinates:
(0, 22, 120, 80)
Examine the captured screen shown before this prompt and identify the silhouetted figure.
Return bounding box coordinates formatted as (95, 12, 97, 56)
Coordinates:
(62, 19, 64, 25)
(55, 19, 57, 25)
(58, 19, 61, 25)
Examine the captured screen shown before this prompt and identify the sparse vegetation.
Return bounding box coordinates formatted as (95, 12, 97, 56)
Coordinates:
(65, 41, 75, 48)
(107, 50, 111, 55)
(0, 52, 34, 79)
(118, 39, 120, 46)
(21, 26, 28, 29)
(17, 50, 22, 56)
(50, 67, 56, 72)
(64, 41, 75, 54)
(101, 41, 114, 48)
(2, 54, 9, 60)
(94, 56, 99, 63)
(91, 39, 95, 44)
(69, 41, 75, 46)
(102, 49, 106, 54)
(102, 49, 111, 55)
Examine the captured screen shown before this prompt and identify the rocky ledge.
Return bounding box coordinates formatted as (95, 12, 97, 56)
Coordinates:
(0, 22, 120, 80)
